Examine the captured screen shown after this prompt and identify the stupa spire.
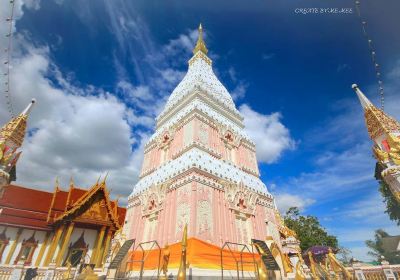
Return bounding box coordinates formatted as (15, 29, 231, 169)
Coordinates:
(193, 23, 208, 55)
(352, 84, 373, 109)
(0, 99, 36, 147)
(352, 84, 400, 139)
(0, 99, 36, 187)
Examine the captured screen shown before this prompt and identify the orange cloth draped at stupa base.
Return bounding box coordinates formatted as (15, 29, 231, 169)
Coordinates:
(126, 238, 260, 271)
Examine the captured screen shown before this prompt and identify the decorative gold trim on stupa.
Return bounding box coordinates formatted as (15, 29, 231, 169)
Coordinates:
(364, 106, 400, 139)
(352, 84, 400, 139)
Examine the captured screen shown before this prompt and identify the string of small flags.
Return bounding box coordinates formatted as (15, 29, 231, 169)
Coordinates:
(3, 0, 16, 117)
(354, 0, 385, 111)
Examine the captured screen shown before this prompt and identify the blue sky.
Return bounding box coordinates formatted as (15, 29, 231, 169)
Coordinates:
(1, 0, 400, 260)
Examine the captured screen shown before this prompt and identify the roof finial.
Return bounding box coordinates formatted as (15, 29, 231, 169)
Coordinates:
(55, 176, 60, 190)
(69, 176, 74, 188)
(96, 174, 102, 185)
(102, 171, 109, 184)
(193, 23, 208, 55)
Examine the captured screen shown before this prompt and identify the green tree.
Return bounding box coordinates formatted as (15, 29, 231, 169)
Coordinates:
(366, 229, 400, 264)
(284, 207, 338, 252)
(337, 247, 353, 265)
(379, 181, 400, 225)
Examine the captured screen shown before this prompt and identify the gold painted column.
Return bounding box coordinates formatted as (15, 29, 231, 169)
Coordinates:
(5, 228, 23, 264)
(89, 228, 100, 264)
(100, 229, 113, 266)
(35, 231, 51, 266)
(92, 226, 106, 267)
(55, 222, 74, 266)
(44, 224, 65, 266)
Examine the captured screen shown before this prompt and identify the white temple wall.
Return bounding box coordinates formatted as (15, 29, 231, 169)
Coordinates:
(0, 226, 18, 264)
(0, 226, 48, 265)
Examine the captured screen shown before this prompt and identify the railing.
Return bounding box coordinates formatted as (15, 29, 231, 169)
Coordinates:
(126, 240, 162, 280)
(0, 265, 77, 280)
(220, 241, 258, 280)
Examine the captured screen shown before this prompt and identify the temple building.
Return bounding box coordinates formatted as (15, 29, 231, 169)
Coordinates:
(0, 100, 126, 270)
(0, 180, 125, 268)
(123, 24, 299, 277)
(353, 84, 400, 202)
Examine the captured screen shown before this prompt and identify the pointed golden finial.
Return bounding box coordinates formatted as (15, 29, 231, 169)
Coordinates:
(65, 176, 74, 211)
(55, 176, 60, 190)
(48, 177, 60, 222)
(96, 174, 102, 185)
(193, 23, 208, 55)
(102, 171, 109, 185)
(114, 195, 121, 217)
(177, 224, 188, 280)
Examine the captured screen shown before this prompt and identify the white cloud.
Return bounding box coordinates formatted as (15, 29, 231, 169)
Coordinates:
(262, 53, 275, 60)
(239, 104, 296, 163)
(0, 2, 223, 203)
(231, 82, 248, 101)
(0, 44, 145, 199)
(274, 193, 314, 213)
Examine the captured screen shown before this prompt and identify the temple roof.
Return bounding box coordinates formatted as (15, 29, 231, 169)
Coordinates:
(53, 180, 123, 229)
(353, 84, 400, 139)
(0, 183, 126, 230)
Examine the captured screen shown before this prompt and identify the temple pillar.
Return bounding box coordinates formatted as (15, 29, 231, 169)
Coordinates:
(92, 225, 106, 267)
(44, 224, 65, 266)
(5, 228, 23, 264)
(55, 222, 74, 266)
(35, 231, 51, 266)
(96, 227, 107, 268)
(101, 229, 113, 266)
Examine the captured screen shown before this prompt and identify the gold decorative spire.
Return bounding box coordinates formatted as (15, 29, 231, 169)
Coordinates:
(0, 99, 36, 147)
(102, 171, 109, 184)
(352, 84, 400, 139)
(193, 23, 208, 55)
(47, 178, 60, 222)
(177, 224, 188, 280)
(65, 177, 74, 211)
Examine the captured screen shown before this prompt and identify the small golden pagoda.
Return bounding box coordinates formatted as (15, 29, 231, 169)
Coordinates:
(353, 84, 400, 202)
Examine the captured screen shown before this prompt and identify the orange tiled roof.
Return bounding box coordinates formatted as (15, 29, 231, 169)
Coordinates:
(0, 184, 126, 230)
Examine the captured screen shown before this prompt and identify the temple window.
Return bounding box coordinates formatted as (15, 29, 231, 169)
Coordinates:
(63, 232, 88, 267)
(14, 232, 38, 265)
